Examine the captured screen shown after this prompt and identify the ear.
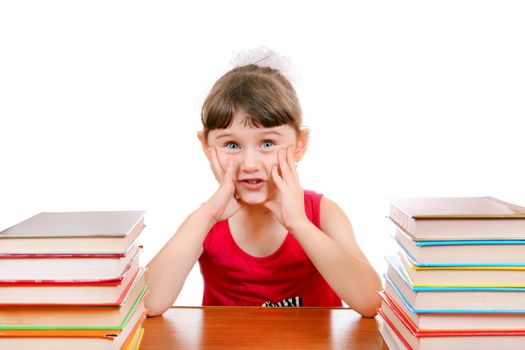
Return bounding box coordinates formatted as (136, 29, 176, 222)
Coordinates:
(197, 131, 211, 161)
(294, 128, 310, 162)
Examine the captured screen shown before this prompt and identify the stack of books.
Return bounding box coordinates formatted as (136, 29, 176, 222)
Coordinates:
(378, 197, 525, 350)
(0, 211, 147, 349)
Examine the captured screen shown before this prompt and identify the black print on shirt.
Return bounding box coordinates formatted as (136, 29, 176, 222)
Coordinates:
(261, 296, 303, 307)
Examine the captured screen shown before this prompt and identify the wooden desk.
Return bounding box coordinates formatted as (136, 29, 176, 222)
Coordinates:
(141, 307, 388, 349)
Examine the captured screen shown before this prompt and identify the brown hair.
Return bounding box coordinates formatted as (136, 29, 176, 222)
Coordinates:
(201, 64, 302, 140)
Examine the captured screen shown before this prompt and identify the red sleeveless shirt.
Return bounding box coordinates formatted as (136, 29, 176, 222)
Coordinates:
(198, 190, 342, 307)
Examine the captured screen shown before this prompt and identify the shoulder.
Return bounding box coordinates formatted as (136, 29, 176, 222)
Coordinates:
(317, 194, 369, 260)
(303, 190, 346, 221)
(302, 190, 353, 233)
(319, 196, 350, 225)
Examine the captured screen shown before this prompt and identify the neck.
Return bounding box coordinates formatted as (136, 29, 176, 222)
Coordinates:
(235, 203, 278, 230)
(238, 202, 273, 219)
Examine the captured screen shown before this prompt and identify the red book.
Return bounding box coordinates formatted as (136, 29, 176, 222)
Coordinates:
(380, 290, 525, 333)
(0, 263, 144, 306)
(0, 245, 141, 282)
(378, 298, 525, 350)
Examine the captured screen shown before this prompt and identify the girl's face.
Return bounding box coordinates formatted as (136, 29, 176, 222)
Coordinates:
(201, 112, 308, 206)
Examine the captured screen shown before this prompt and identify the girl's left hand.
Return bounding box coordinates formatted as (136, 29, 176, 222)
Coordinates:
(264, 147, 309, 233)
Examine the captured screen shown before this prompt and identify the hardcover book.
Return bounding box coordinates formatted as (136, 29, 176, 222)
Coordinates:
(0, 211, 145, 254)
(389, 197, 525, 240)
(0, 271, 146, 329)
(0, 265, 143, 305)
(0, 307, 146, 350)
(394, 225, 525, 266)
(0, 245, 141, 281)
(396, 252, 525, 287)
(379, 290, 525, 331)
(379, 303, 525, 350)
(385, 256, 525, 312)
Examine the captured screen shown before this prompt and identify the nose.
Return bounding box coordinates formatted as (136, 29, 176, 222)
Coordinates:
(240, 148, 259, 172)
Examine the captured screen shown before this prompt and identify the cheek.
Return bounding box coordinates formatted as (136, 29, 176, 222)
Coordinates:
(214, 149, 238, 171)
(215, 150, 228, 165)
(261, 154, 278, 175)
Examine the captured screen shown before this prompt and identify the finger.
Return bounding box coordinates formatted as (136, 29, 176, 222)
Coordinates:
(210, 147, 224, 181)
(278, 148, 293, 184)
(271, 164, 286, 190)
(287, 146, 300, 182)
(223, 157, 236, 184)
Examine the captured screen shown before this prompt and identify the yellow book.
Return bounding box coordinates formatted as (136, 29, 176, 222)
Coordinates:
(397, 252, 525, 287)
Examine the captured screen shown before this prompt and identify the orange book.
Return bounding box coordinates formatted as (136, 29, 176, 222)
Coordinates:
(0, 309, 146, 349)
(0, 272, 146, 330)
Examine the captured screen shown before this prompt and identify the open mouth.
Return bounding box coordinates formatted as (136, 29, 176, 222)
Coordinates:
(243, 179, 262, 184)
(239, 178, 265, 190)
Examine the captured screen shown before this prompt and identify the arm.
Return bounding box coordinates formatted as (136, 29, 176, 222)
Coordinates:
(145, 149, 241, 316)
(291, 197, 382, 318)
(264, 147, 381, 317)
(144, 205, 214, 317)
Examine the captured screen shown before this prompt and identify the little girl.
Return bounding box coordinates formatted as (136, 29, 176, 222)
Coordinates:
(145, 49, 381, 317)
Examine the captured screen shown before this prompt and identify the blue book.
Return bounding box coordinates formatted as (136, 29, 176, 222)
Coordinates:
(384, 255, 525, 313)
(394, 250, 525, 287)
(393, 225, 525, 267)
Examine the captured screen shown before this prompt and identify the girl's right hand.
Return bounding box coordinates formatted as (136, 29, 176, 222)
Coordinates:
(202, 147, 242, 224)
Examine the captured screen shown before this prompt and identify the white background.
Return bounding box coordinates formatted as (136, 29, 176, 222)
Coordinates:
(1, 1, 524, 306)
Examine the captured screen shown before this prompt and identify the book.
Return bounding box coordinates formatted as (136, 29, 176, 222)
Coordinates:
(0, 304, 146, 350)
(397, 252, 525, 287)
(379, 290, 525, 332)
(0, 245, 141, 281)
(389, 197, 525, 240)
(0, 300, 145, 336)
(0, 209, 147, 350)
(0, 271, 146, 329)
(0, 263, 143, 305)
(381, 291, 525, 335)
(0, 246, 141, 285)
(0, 211, 145, 254)
(378, 305, 525, 350)
(394, 225, 525, 266)
(123, 326, 144, 350)
(379, 320, 405, 350)
(385, 255, 525, 312)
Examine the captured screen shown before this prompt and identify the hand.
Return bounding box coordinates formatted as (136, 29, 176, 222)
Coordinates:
(202, 147, 242, 224)
(264, 147, 309, 233)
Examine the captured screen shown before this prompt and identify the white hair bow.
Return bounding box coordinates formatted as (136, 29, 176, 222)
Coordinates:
(231, 46, 299, 84)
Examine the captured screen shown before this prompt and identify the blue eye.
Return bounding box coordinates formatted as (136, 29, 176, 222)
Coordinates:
(226, 142, 240, 150)
(261, 140, 275, 148)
